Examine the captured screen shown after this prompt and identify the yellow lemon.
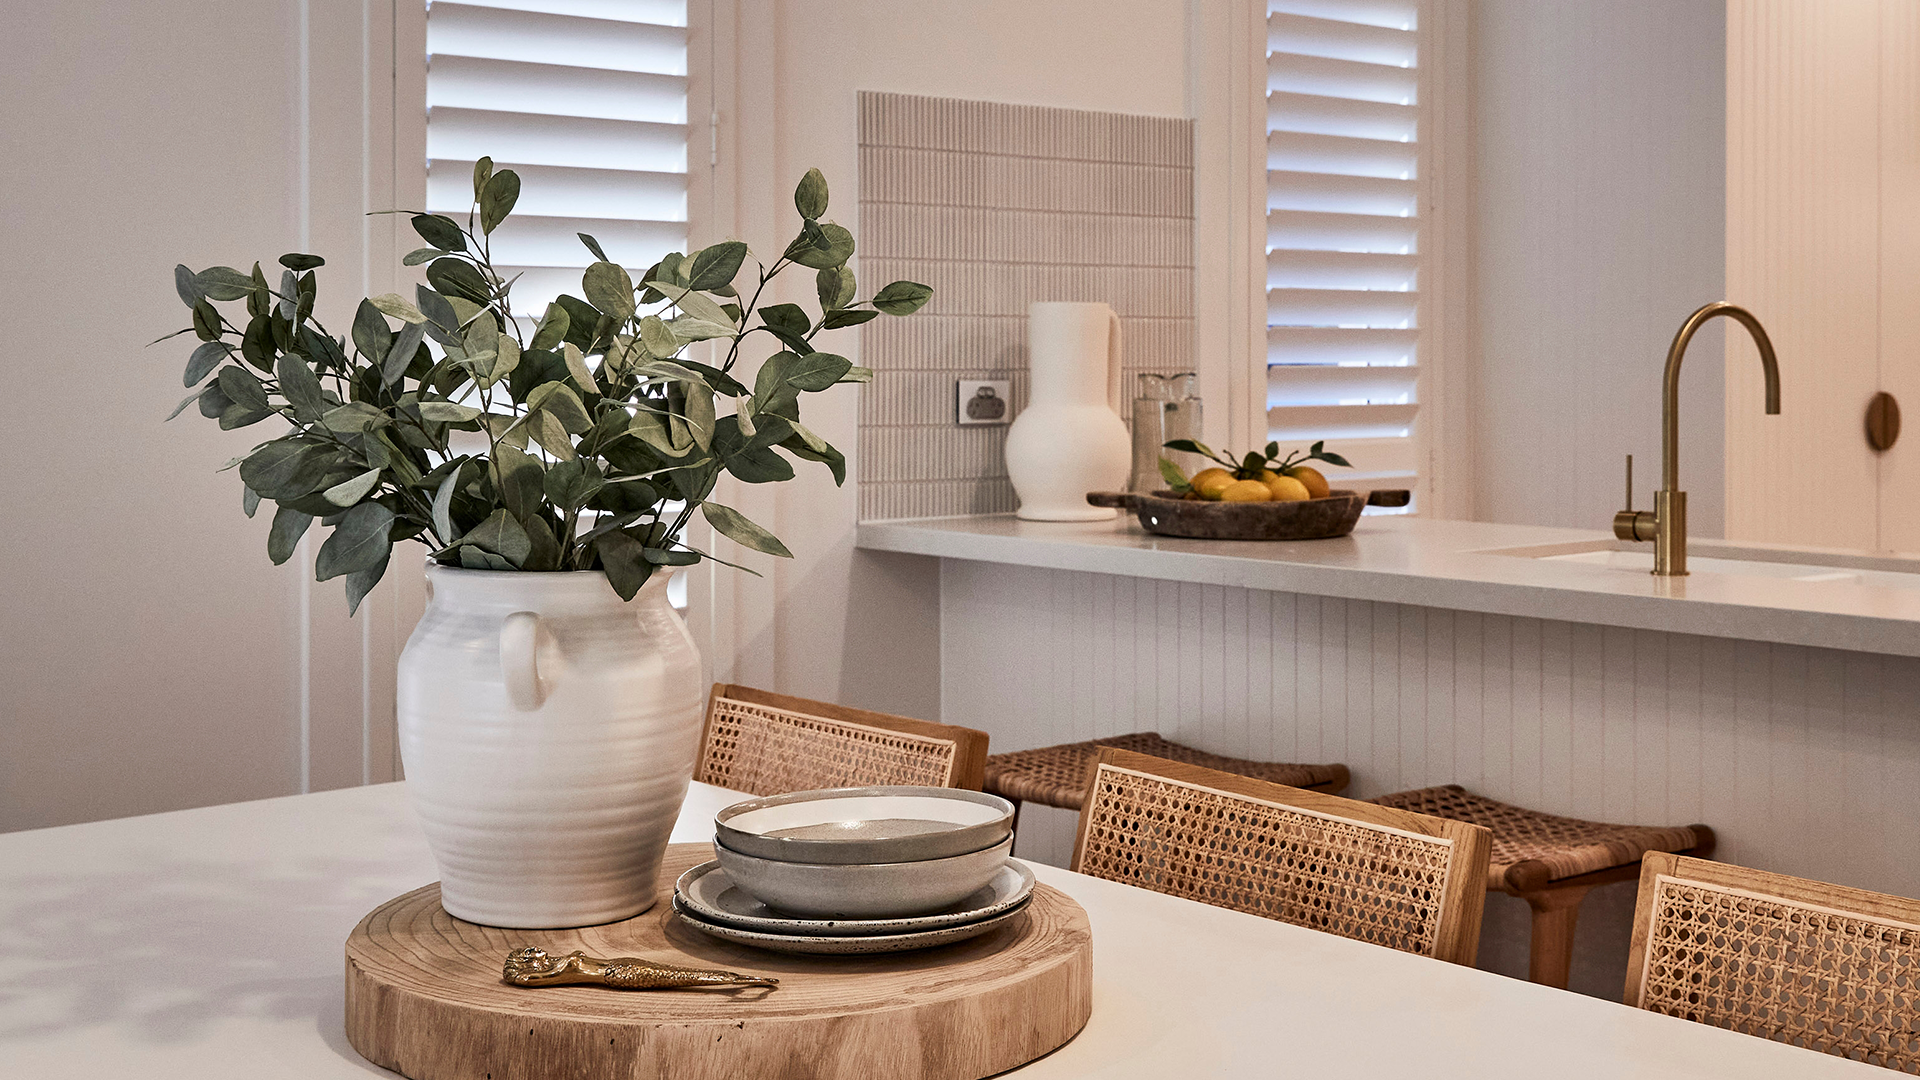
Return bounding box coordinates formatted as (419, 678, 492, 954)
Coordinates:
(1265, 474, 1311, 502)
(1286, 465, 1331, 499)
(1219, 479, 1273, 502)
(1191, 468, 1234, 500)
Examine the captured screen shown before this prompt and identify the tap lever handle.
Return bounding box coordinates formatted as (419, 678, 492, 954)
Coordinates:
(1625, 454, 1633, 512)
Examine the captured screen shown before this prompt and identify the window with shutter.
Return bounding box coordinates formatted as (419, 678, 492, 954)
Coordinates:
(1266, 0, 1422, 509)
(425, 0, 689, 317)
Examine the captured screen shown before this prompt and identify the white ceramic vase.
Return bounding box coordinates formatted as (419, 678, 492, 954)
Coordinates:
(397, 564, 705, 929)
(1005, 301, 1132, 521)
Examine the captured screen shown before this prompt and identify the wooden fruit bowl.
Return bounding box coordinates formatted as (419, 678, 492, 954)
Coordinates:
(1087, 489, 1409, 541)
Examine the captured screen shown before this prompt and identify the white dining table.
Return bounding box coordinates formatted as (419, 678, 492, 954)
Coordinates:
(0, 782, 1879, 1078)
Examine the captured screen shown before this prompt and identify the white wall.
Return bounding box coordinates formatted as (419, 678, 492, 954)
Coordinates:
(686, 0, 1192, 721)
(1468, 0, 1728, 535)
(0, 0, 423, 831)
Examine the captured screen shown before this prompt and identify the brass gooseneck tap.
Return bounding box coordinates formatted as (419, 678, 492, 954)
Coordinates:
(1614, 301, 1781, 575)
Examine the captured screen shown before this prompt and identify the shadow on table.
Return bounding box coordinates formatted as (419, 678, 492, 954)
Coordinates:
(0, 850, 426, 1057)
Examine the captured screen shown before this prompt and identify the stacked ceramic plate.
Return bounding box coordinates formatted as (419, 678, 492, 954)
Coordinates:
(672, 786, 1033, 954)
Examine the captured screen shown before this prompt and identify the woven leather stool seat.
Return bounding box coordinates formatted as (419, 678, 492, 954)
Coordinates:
(984, 732, 1349, 810)
(1371, 784, 1714, 989)
(1370, 785, 1707, 893)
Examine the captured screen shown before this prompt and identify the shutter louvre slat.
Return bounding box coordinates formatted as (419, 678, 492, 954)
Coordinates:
(1267, 0, 1421, 509)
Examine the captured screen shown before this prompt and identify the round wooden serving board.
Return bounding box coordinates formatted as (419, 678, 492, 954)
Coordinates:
(345, 843, 1092, 1080)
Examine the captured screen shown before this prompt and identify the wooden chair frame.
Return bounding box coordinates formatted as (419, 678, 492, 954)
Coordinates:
(1070, 748, 1492, 966)
(696, 683, 990, 793)
(1626, 852, 1920, 1071)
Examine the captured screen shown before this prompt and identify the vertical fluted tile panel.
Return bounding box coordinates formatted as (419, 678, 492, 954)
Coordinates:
(858, 92, 1195, 521)
(942, 560, 1920, 999)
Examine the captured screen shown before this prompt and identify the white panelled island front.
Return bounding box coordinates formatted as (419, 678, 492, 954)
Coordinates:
(858, 513, 1920, 995)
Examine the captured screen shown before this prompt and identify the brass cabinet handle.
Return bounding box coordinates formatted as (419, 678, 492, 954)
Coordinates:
(1868, 391, 1902, 452)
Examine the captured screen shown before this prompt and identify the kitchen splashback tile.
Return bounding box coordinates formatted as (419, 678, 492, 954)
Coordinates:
(858, 92, 1195, 522)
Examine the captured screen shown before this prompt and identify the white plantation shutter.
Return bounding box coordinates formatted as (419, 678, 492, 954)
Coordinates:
(425, 0, 689, 316)
(1267, 0, 1422, 506)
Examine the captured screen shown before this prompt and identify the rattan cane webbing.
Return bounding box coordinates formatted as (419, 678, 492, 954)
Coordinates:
(696, 697, 957, 796)
(1077, 765, 1456, 958)
(1372, 784, 1702, 890)
(1637, 874, 1920, 1072)
(984, 732, 1347, 810)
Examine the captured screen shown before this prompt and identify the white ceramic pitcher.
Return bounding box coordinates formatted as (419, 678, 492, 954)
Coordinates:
(1005, 301, 1132, 520)
(397, 564, 705, 929)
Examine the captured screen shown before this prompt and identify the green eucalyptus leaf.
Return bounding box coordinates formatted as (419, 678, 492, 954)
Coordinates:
(315, 502, 396, 581)
(702, 501, 793, 558)
(242, 484, 262, 517)
(322, 468, 383, 508)
(418, 401, 482, 422)
(637, 315, 678, 358)
(759, 303, 811, 340)
(872, 280, 934, 316)
(643, 546, 702, 567)
(382, 319, 428, 385)
(174, 264, 206, 307)
(479, 169, 520, 234)
(531, 302, 571, 351)
(344, 546, 391, 616)
(240, 313, 276, 372)
(794, 168, 829, 219)
(431, 466, 463, 543)
(184, 341, 230, 386)
(528, 409, 577, 460)
(816, 266, 856, 312)
(472, 156, 494, 201)
(676, 359, 750, 397)
(426, 257, 492, 305)
(687, 241, 748, 292)
(279, 252, 325, 272)
(785, 351, 852, 391)
(369, 293, 428, 324)
(241, 441, 332, 499)
(786, 223, 854, 270)
(415, 284, 460, 332)
(821, 307, 880, 330)
(593, 530, 652, 600)
(411, 213, 467, 252)
(322, 401, 386, 433)
(402, 247, 446, 267)
(166, 388, 202, 421)
(352, 300, 393, 362)
(838, 366, 874, 383)
(562, 342, 599, 392)
(458, 547, 515, 571)
(267, 505, 314, 564)
(217, 366, 270, 411)
(196, 266, 259, 301)
(583, 261, 636, 322)
(276, 353, 328, 420)
(667, 315, 735, 344)
(577, 232, 609, 262)
(492, 445, 546, 524)
(1158, 457, 1192, 492)
(684, 383, 715, 452)
(527, 381, 594, 432)
(462, 508, 532, 566)
(628, 408, 677, 455)
(646, 280, 732, 327)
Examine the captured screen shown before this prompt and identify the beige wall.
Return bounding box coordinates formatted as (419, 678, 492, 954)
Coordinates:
(0, 0, 422, 831)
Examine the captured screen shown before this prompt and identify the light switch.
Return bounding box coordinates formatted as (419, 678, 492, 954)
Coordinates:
(956, 379, 1012, 425)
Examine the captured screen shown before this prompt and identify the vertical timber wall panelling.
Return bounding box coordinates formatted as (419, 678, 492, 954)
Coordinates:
(1878, 1, 1920, 552)
(0, 0, 418, 831)
(1725, 0, 1881, 549)
(855, 93, 1195, 522)
(1470, 1, 1727, 535)
(942, 560, 1920, 998)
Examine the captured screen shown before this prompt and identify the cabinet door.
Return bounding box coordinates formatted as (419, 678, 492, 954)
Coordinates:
(1725, 0, 1882, 550)
(1879, 1, 1920, 552)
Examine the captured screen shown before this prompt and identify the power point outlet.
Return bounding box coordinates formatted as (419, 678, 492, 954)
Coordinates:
(956, 379, 1011, 425)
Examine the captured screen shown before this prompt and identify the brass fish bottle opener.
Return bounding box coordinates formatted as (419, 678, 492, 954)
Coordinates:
(502, 947, 778, 990)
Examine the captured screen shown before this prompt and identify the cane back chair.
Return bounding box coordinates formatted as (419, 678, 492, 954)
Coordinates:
(695, 683, 990, 795)
(1072, 747, 1491, 965)
(1626, 852, 1920, 1072)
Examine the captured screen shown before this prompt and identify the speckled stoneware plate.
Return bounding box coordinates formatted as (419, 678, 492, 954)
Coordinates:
(714, 786, 1014, 865)
(670, 893, 1031, 955)
(674, 859, 1035, 937)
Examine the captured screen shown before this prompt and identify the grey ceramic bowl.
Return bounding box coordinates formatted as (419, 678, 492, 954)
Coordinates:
(714, 786, 1014, 865)
(712, 835, 1014, 919)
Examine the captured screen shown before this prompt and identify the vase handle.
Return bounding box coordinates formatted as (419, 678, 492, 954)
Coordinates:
(1107, 308, 1124, 416)
(500, 610, 547, 711)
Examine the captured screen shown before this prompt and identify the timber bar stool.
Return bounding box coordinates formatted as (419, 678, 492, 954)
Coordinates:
(695, 683, 990, 795)
(985, 732, 1349, 823)
(1627, 852, 1920, 1071)
(1371, 785, 1714, 990)
(1073, 748, 1491, 965)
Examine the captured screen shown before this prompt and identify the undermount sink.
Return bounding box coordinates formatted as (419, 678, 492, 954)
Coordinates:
(1483, 540, 1920, 590)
